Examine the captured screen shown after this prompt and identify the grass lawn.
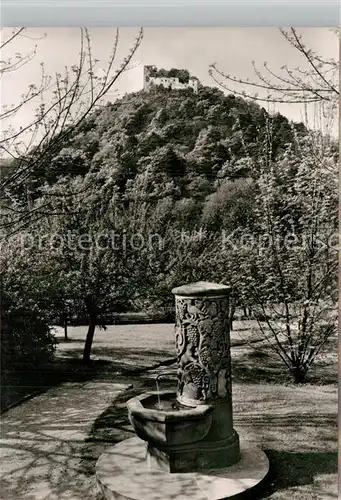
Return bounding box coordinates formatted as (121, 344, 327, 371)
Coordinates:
(0, 320, 337, 499)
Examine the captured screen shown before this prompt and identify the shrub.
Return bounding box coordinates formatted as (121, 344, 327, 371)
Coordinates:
(1, 292, 57, 374)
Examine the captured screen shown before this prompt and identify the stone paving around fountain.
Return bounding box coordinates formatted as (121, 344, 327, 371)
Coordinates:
(96, 436, 269, 500)
(0, 381, 132, 500)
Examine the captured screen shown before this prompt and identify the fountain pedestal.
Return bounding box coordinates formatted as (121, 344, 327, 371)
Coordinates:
(96, 437, 269, 500)
(96, 282, 269, 499)
(170, 281, 240, 472)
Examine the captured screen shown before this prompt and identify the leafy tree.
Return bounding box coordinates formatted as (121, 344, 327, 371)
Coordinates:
(1, 233, 58, 379)
(201, 177, 256, 232)
(40, 173, 132, 363)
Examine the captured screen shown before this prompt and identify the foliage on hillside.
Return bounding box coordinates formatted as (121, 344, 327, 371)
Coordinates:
(5, 82, 301, 205)
(1, 76, 338, 379)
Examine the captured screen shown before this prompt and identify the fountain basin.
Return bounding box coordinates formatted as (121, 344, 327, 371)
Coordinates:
(127, 390, 214, 447)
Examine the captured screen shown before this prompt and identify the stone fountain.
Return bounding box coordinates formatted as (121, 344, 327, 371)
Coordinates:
(96, 282, 269, 500)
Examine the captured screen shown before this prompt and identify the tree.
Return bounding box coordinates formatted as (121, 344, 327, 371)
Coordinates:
(40, 172, 130, 363)
(209, 28, 338, 105)
(33, 156, 178, 363)
(201, 177, 256, 232)
(235, 119, 337, 383)
(0, 232, 58, 378)
(0, 28, 48, 121)
(0, 27, 143, 234)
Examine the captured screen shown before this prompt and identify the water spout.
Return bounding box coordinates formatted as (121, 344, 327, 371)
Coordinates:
(155, 373, 176, 410)
(155, 379, 162, 409)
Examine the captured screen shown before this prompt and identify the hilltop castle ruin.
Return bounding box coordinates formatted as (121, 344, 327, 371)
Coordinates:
(143, 65, 199, 93)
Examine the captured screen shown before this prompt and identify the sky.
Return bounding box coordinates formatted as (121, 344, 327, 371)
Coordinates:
(1, 27, 338, 145)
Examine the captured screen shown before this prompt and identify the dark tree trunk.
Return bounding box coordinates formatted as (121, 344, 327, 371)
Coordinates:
(63, 313, 68, 341)
(83, 314, 97, 364)
(292, 366, 306, 384)
(83, 295, 99, 364)
(229, 303, 236, 331)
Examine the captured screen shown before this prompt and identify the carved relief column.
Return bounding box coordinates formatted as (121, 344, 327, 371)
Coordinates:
(172, 281, 240, 467)
(172, 281, 232, 406)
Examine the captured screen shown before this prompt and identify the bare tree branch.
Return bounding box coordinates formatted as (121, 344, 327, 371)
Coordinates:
(209, 28, 338, 105)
